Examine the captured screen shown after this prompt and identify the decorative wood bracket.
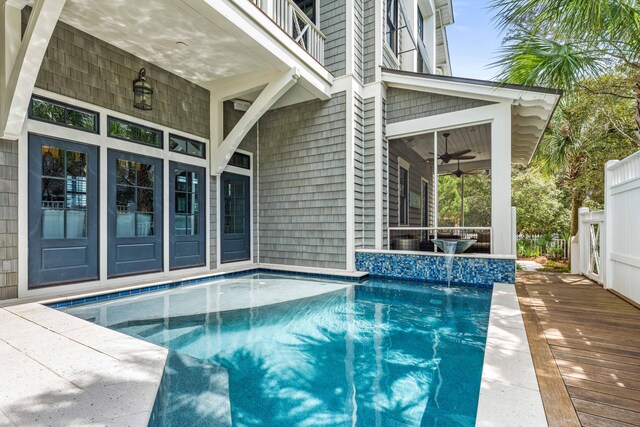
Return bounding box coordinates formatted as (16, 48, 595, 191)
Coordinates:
(0, 0, 65, 140)
(210, 68, 299, 175)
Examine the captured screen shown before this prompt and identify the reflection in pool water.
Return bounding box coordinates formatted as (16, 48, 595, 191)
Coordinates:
(63, 274, 491, 426)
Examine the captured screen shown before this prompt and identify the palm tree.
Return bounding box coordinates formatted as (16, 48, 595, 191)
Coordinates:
(490, 0, 640, 139)
(490, 0, 640, 236)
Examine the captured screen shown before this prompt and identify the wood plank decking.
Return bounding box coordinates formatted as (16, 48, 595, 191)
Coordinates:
(516, 272, 640, 427)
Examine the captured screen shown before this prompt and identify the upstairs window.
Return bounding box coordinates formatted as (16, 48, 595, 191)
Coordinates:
(386, 0, 399, 55)
(294, 0, 316, 23)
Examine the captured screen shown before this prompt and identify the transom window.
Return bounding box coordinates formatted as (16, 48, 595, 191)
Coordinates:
(386, 0, 399, 55)
(169, 134, 206, 159)
(229, 152, 251, 170)
(115, 159, 156, 237)
(41, 146, 88, 239)
(29, 96, 98, 133)
(108, 117, 163, 148)
(174, 169, 199, 236)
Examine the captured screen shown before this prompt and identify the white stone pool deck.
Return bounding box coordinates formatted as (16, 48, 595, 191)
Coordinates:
(0, 304, 167, 426)
(476, 283, 547, 426)
(0, 270, 546, 426)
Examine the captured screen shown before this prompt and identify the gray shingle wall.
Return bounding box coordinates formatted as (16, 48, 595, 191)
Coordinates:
(363, 0, 376, 83)
(320, 0, 347, 76)
(354, 0, 364, 82)
(257, 93, 347, 269)
(388, 141, 433, 227)
(386, 88, 495, 124)
(354, 94, 365, 248)
(31, 16, 210, 139)
(362, 97, 376, 248)
(0, 139, 18, 300)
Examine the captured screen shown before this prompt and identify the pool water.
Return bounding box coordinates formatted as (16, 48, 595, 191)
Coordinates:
(62, 273, 492, 426)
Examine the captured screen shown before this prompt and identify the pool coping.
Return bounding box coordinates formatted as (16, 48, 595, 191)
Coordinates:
(475, 282, 547, 426)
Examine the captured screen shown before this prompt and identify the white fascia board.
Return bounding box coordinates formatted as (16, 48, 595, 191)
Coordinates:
(386, 102, 504, 139)
(189, 0, 333, 98)
(382, 70, 561, 105)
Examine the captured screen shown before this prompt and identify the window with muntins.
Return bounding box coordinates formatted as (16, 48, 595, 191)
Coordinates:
(294, 0, 315, 23)
(174, 169, 199, 236)
(115, 159, 156, 237)
(41, 146, 88, 239)
(386, 0, 399, 55)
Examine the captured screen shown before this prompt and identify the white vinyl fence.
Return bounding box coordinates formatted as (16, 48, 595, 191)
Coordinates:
(572, 151, 640, 304)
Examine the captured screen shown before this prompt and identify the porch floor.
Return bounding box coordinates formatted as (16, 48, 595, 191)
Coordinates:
(516, 272, 640, 426)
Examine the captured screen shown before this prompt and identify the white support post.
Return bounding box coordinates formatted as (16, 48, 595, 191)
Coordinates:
(374, 92, 384, 249)
(490, 103, 512, 255)
(0, 0, 66, 139)
(210, 68, 299, 175)
(511, 206, 517, 256)
(433, 131, 438, 229)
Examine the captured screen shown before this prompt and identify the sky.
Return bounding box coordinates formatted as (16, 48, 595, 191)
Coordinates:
(446, 1, 503, 81)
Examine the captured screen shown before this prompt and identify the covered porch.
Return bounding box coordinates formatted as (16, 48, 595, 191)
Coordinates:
(382, 69, 561, 257)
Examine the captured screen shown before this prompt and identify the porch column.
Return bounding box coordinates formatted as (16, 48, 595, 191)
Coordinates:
(491, 102, 513, 255)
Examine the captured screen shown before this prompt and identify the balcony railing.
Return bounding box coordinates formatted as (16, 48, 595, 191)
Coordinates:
(249, 0, 326, 64)
(388, 227, 493, 254)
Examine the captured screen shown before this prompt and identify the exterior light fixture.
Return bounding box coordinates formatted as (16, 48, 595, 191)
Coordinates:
(133, 68, 153, 110)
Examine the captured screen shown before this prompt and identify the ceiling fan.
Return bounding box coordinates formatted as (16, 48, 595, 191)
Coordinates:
(431, 132, 472, 164)
(444, 159, 485, 178)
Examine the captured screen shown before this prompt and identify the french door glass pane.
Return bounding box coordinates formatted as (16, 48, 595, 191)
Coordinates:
(174, 169, 199, 236)
(41, 147, 88, 239)
(115, 159, 155, 237)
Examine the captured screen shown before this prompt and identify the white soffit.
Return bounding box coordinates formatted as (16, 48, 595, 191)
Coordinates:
(56, 0, 281, 84)
(382, 70, 562, 165)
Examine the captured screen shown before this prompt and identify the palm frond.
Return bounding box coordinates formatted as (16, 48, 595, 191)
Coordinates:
(491, 32, 603, 89)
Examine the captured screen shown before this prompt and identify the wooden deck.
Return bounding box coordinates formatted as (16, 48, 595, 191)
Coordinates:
(516, 272, 640, 427)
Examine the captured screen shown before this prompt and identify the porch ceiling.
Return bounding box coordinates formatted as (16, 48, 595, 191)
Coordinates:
(382, 69, 562, 165)
(18, 0, 331, 107)
(57, 0, 283, 84)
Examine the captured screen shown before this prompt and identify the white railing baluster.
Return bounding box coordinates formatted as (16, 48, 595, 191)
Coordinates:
(247, 0, 326, 64)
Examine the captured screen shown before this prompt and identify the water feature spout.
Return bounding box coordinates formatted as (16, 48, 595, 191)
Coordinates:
(443, 241, 458, 287)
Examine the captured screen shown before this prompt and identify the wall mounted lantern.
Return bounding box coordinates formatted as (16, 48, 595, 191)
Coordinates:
(133, 68, 153, 110)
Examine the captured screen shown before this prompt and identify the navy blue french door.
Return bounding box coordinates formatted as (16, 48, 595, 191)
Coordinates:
(170, 162, 206, 269)
(220, 172, 250, 263)
(107, 150, 163, 277)
(28, 134, 99, 287)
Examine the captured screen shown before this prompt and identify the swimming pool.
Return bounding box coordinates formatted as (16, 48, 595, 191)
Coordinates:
(61, 273, 492, 426)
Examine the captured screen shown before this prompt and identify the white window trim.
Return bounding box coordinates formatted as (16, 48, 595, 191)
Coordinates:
(18, 88, 210, 299)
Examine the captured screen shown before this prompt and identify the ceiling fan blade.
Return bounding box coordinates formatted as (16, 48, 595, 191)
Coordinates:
(455, 155, 476, 160)
(449, 149, 472, 158)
